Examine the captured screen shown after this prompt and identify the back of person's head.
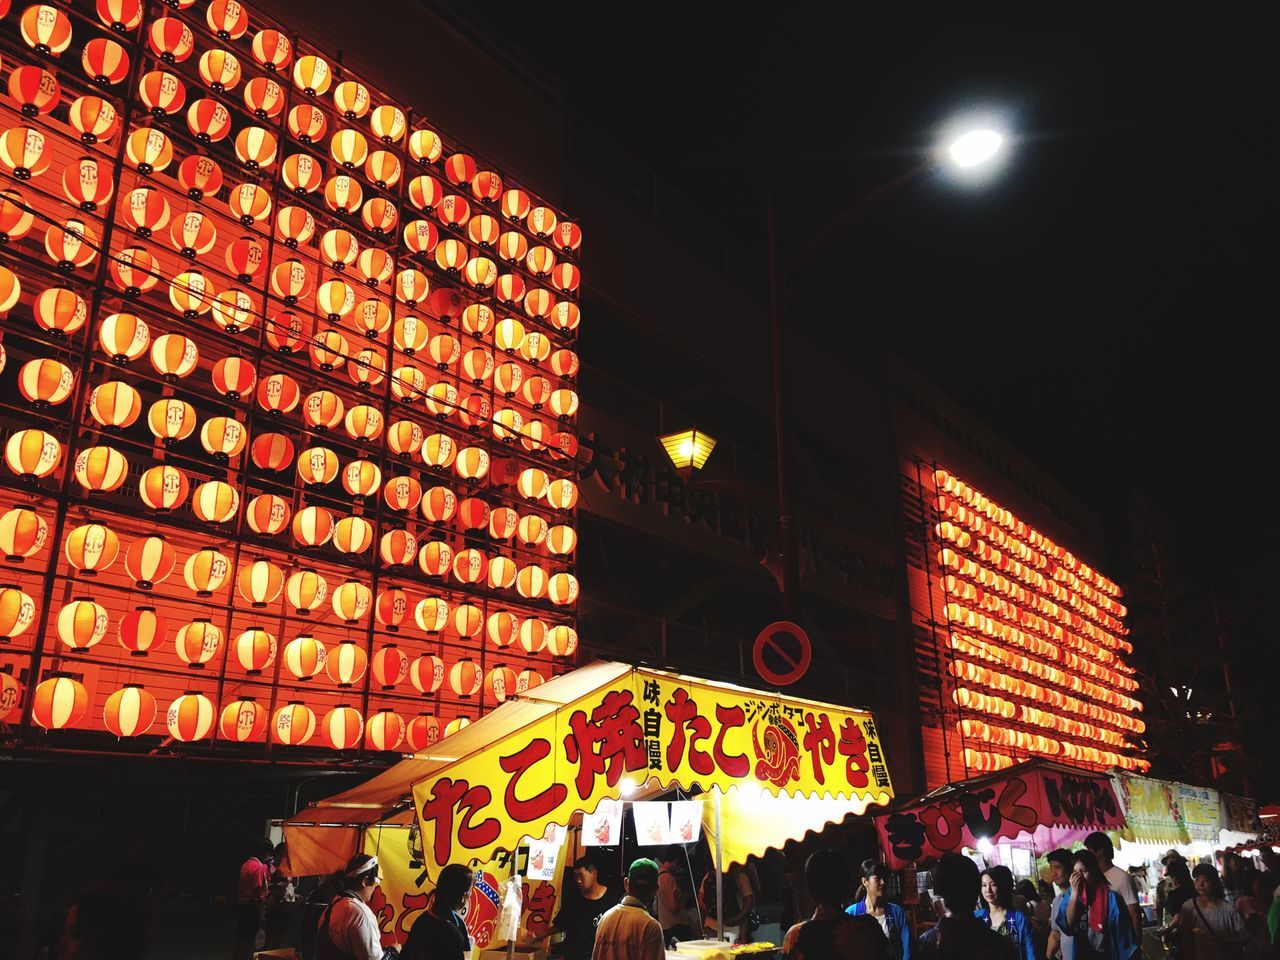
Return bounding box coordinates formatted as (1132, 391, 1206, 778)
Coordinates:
(66, 884, 154, 960)
(273, 842, 287, 863)
(933, 853, 981, 915)
(627, 858, 660, 901)
(1072, 849, 1106, 887)
(661, 845, 681, 865)
(980, 868, 1013, 910)
(338, 853, 379, 893)
(1167, 860, 1192, 887)
(804, 850, 851, 907)
(1046, 848, 1073, 875)
(1193, 863, 1226, 900)
(859, 859, 889, 884)
(435, 864, 474, 912)
(1036, 880, 1054, 900)
(1083, 831, 1114, 862)
(1015, 879, 1039, 903)
(253, 838, 274, 861)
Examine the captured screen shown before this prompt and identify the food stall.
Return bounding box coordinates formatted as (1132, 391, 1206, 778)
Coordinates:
(284, 661, 897, 954)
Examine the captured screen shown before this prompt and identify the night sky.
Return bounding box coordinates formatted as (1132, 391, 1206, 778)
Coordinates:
(453, 3, 1277, 781)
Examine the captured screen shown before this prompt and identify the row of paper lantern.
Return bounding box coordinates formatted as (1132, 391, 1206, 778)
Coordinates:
(934, 469, 1122, 598)
(951, 682, 1133, 749)
(956, 717, 1145, 771)
(8, 672, 493, 749)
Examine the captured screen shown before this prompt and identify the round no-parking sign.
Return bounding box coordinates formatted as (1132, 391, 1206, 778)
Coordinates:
(752, 620, 812, 687)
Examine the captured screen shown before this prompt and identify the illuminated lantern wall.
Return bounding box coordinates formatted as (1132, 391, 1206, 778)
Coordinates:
(0, 0, 580, 760)
(914, 468, 1147, 779)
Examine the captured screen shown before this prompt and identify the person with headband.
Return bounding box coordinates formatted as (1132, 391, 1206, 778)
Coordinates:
(314, 853, 394, 960)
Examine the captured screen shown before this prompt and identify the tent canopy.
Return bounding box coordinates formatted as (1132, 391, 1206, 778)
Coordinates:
(875, 759, 1125, 869)
(287, 661, 895, 876)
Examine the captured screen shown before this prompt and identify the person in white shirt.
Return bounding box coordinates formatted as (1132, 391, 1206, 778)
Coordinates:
(315, 853, 392, 960)
(1046, 849, 1075, 960)
(1084, 833, 1142, 937)
(593, 859, 665, 960)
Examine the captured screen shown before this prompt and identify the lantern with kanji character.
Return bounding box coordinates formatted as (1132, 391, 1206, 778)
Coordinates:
(137, 70, 185, 117)
(547, 572, 579, 607)
(63, 522, 119, 575)
(74, 445, 128, 493)
(68, 95, 118, 144)
(285, 569, 327, 615)
(485, 665, 517, 704)
(206, 0, 248, 40)
(0, 587, 36, 640)
(175, 619, 221, 667)
(343, 459, 382, 497)
(331, 580, 371, 624)
(417, 540, 452, 578)
(465, 256, 496, 289)
(493, 362, 523, 398)
(267, 311, 305, 352)
(1, 191, 35, 244)
(281, 152, 323, 194)
(408, 128, 442, 165)
(201, 416, 249, 461)
(148, 17, 194, 63)
(349, 348, 387, 390)
(406, 714, 442, 751)
(321, 706, 363, 750)
(468, 213, 500, 247)
(455, 447, 490, 481)
(18, 358, 74, 408)
(283, 636, 327, 680)
(379, 529, 416, 568)
(96, 0, 143, 33)
(251, 29, 292, 71)
(486, 611, 519, 649)
(396, 267, 429, 307)
(187, 97, 232, 144)
(101, 685, 155, 737)
(61, 155, 113, 210)
(371, 645, 408, 690)
(273, 702, 316, 746)
(552, 301, 582, 333)
(371, 105, 406, 143)
(118, 607, 165, 655)
(235, 627, 277, 675)
(309, 331, 349, 374)
(546, 625, 578, 658)
(138, 464, 189, 510)
(109, 246, 159, 298)
(192, 480, 239, 524)
(546, 478, 579, 511)
(517, 670, 545, 694)
(344, 406, 384, 444)
(449, 659, 481, 698)
(32, 287, 86, 337)
(45, 218, 99, 271)
(124, 536, 175, 589)
(324, 174, 362, 214)
(293, 55, 331, 96)
(82, 37, 130, 85)
(406, 653, 445, 695)
(255, 373, 300, 417)
(366, 150, 401, 190)
(229, 181, 272, 225)
(472, 170, 503, 203)
(146, 398, 197, 445)
(547, 525, 577, 556)
(303, 389, 345, 431)
(184, 548, 231, 598)
(387, 420, 425, 459)
(326, 642, 368, 687)
(175, 155, 222, 202)
(0, 127, 49, 180)
(211, 288, 257, 334)
(296, 446, 339, 486)
(32, 677, 88, 730)
(199, 48, 242, 91)
(5, 429, 61, 479)
(166, 693, 214, 742)
(420, 434, 457, 471)
(220, 699, 267, 742)
(452, 551, 487, 589)
(403, 218, 439, 258)
(168, 270, 214, 319)
(521, 331, 552, 365)
(0, 508, 47, 562)
(125, 127, 173, 175)
(57, 598, 109, 649)
(375, 588, 407, 632)
(292, 505, 334, 547)
(494, 317, 526, 354)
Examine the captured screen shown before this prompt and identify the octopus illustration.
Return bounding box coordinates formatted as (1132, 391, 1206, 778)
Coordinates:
(465, 869, 503, 948)
(753, 716, 801, 787)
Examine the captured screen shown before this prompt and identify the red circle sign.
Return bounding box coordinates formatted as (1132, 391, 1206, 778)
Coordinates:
(752, 620, 812, 687)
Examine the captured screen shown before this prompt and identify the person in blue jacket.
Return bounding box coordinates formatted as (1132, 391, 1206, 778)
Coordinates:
(1055, 849, 1140, 960)
(847, 860, 913, 959)
(976, 866, 1037, 960)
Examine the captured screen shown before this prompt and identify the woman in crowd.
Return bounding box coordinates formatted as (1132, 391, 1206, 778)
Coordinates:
(1056, 849, 1139, 960)
(1180, 863, 1247, 960)
(1158, 860, 1194, 958)
(845, 860, 913, 959)
(977, 867, 1036, 960)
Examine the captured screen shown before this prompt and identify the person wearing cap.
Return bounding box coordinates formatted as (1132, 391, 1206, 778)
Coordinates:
(593, 859, 665, 960)
(402, 864, 475, 960)
(315, 852, 395, 960)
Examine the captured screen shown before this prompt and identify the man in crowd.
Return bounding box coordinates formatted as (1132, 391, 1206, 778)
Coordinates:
(593, 859, 665, 960)
(1045, 849, 1075, 960)
(528, 857, 619, 960)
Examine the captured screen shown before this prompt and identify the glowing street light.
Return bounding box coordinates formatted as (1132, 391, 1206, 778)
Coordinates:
(947, 128, 1005, 169)
(659, 428, 717, 475)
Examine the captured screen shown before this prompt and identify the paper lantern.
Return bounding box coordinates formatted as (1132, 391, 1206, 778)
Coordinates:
(370, 104, 406, 143)
(470, 170, 503, 203)
(552, 301, 581, 332)
(501, 189, 531, 221)
(151, 333, 200, 378)
(457, 497, 489, 531)
(517, 670, 546, 694)
(281, 152, 323, 195)
(408, 597, 447, 637)
(455, 447, 490, 481)
(517, 469, 550, 501)
(292, 505, 334, 547)
(45, 218, 99, 271)
(403, 218, 439, 257)
(138, 465, 189, 510)
(67, 95, 118, 144)
(494, 273, 525, 305)
(237, 559, 284, 608)
(74, 445, 128, 493)
(331, 580, 372, 624)
(285, 570, 327, 615)
(486, 611, 520, 649)
(0, 587, 37, 640)
(324, 174, 362, 214)
(253, 374, 300, 417)
(434, 239, 468, 273)
(406, 714, 442, 751)
(498, 231, 530, 266)
(417, 540, 453, 578)
(211, 289, 257, 335)
(61, 155, 113, 212)
(366, 710, 405, 751)
(485, 665, 518, 704)
(449, 659, 481, 698)
(468, 214, 500, 247)
(18, 358, 74, 407)
(192, 480, 239, 524)
(451, 549, 487, 587)
(551, 349, 581, 378)
(365, 150, 402, 190)
(0, 673, 21, 723)
(465, 257, 497, 289)
(375, 588, 408, 631)
(5, 429, 61, 479)
(32, 287, 86, 337)
(267, 312, 305, 352)
(124, 536, 175, 589)
(521, 331, 553, 365)
(330, 128, 368, 170)
(184, 549, 232, 597)
(517, 565, 548, 600)
(518, 618, 548, 654)
(293, 54, 332, 95)
(392, 314, 429, 355)
(494, 317, 526, 354)
(309, 331, 349, 374)
(343, 459, 382, 498)
(344, 406, 384, 444)
(1, 191, 35, 245)
(423, 382, 458, 420)
(452, 604, 482, 639)
(82, 37, 131, 86)
(175, 619, 222, 667)
(326, 642, 368, 687)
(555, 221, 583, 253)
(333, 516, 374, 555)
(235, 627, 277, 674)
(95, 313, 148, 365)
(408, 128, 443, 165)
(251, 433, 295, 472)
(108, 247, 159, 298)
(137, 70, 185, 117)
(0, 507, 47, 561)
(125, 127, 173, 174)
(379, 529, 416, 568)
(407, 654, 446, 695)
(550, 389, 581, 421)
(229, 182, 272, 226)
(492, 408, 523, 445)
(283, 636, 327, 680)
(349, 347, 388, 389)
(445, 717, 471, 737)
(206, 0, 248, 40)
(297, 446, 340, 485)
(547, 525, 578, 555)
(63, 522, 119, 575)
(0, 127, 48, 180)
(547, 625, 578, 658)
(303, 390, 345, 431)
(146, 399, 197, 445)
(200, 48, 242, 91)
(273, 702, 316, 746)
(251, 29, 292, 71)
(548, 573, 580, 607)
(32, 677, 88, 730)
(487, 556, 517, 590)
(321, 706, 363, 750)
(391, 365, 427, 403)
(546, 479, 579, 511)
(220, 699, 267, 742)
(525, 289, 556, 321)
(275, 206, 316, 251)
(187, 97, 233, 144)
(118, 608, 165, 655)
(57, 598, 109, 649)
(148, 17, 194, 63)
(372, 645, 409, 690)
(421, 434, 457, 471)
(96, 0, 143, 32)
(387, 420, 425, 459)
(357, 248, 394, 286)
(396, 268, 430, 307)
(201, 417, 249, 461)
(316, 279, 355, 322)
(438, 194, 471, 228)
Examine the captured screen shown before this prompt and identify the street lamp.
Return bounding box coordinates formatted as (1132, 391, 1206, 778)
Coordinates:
(768, 112, 1013, 619)
(659, 428, 717, 476)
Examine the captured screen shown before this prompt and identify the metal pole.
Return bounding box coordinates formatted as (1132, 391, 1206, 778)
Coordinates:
(767, 172, 800, 620)
(714, 788, 725, 942)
